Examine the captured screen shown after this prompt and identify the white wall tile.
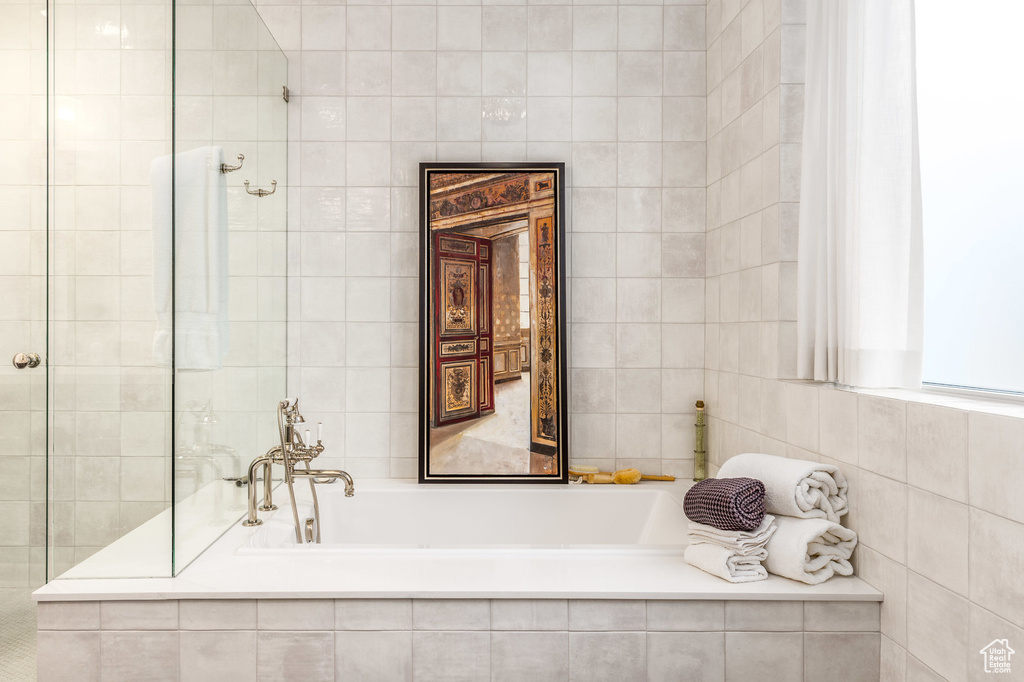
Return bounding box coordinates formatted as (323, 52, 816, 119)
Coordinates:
(100, 600, 177, 630)
(336, 631, 413, 682)
(438, 7, 482, 52)
(804, 633, 880, 682)
(969, 508, 1024, 630)
(258, 599, 335, 630)
(257, 631, 334, 682)
(491, 632, 569, 682)
(724, 632, 802, 682)
(906, 573, 968, 682)
(482, 8, 527, 53)
(569, 632, 645, 682)
(180, 631, 256, 682)
(856, 469, 908, 565)
(179, 600, 257, 630)
(906, 488, 968, 596)
(647, 631, 724, 682)
(36, 631, 101, 682)
(491, 600, 568, 631)
(858, 395, 907, 483)
(101, 631, 178, 682)
(857, 546, 908, 647)
(335, 599, 412, 630)
(412, 632, 490, 682)
(37, 601, 101, 630)
(725, 600, 802, 631)
(573, 8, 617, 51)
(413, 599, 490, 631)
(568, 599, 646, 631)
(968, 413, 1024, 525)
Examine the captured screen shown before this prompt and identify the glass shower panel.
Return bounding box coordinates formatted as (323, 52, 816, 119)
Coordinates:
(0, 0, 47, 589)
(171, 0, 288, 574)
(48, 0, 174, 579)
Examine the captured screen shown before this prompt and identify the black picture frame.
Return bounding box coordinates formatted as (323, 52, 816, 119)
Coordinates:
(418, 162, 569, 484)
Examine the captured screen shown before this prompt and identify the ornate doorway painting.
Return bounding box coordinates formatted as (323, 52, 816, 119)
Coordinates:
(419, 163, 568, 483)
(433, 232, 494, 425)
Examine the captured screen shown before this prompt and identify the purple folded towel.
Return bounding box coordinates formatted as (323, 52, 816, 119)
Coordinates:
(683, 477, 766, 532)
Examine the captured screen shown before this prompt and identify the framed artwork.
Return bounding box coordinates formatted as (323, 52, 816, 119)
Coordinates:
(418, 163, 569, 483)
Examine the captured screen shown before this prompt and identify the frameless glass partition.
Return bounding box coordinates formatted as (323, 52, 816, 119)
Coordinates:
(38, 0, 286, 580)
(47, 0, 175, 579)
(171, 1, 288, 573)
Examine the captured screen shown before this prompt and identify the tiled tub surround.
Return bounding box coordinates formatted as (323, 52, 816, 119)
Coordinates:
(37, 598, 880, 681)
(34, 479, 881, 679)
(703, 1, 1024, 680)
(258, 0, 709, 481)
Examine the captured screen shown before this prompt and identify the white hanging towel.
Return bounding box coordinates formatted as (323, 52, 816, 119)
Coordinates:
(684, 543, 769, 583)
(717, 453, 849, 523)
(150, 146, 230, 371)
(764, 515, 857, 585)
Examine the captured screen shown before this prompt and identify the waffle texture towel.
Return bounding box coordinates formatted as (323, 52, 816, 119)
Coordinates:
(763, 515, 857, 585)
(683, 477, 766, 531)
(717, 453, 849, 522)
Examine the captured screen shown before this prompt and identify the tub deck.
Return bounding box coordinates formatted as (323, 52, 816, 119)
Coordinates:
(34, 479, 880, 603)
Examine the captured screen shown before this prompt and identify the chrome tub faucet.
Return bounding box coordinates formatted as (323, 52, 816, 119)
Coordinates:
(242, 399, 354, 543)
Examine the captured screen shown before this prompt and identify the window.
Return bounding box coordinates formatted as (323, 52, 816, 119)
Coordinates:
(917, 1, 1024, 395)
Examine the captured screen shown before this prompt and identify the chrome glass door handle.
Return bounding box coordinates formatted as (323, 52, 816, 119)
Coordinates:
(12, 353, 41, 369)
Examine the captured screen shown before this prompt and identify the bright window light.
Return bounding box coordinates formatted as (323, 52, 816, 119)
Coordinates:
(917, 1, 1024, 395)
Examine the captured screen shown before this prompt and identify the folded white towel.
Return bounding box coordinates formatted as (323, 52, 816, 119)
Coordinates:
(718, 453, 849, 522)
(763, 515, 857, 585)
(684, 543, 768, 583)
(687, 515, 778, 555)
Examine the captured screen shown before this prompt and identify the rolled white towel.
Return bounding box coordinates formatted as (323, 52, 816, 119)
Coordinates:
(718, 453, 849, 522)
(684, 543, 769, 583)
(687, 515, 777, 556)
(763, 515, 858, 585)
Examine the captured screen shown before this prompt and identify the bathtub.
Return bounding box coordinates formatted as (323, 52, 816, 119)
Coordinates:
(34, 478, 882, 602)
(243, 479, 690, 554)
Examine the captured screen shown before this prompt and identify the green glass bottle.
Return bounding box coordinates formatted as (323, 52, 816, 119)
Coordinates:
(693, 400, 707, 481)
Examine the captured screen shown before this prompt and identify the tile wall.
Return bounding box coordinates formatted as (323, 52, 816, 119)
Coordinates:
(36, 597, 880, 682)
(254, 0, 709, 480)
(703, 1, 1024, 680)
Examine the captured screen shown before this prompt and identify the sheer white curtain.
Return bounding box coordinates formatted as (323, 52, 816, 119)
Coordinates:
(797, 0, 924, 388)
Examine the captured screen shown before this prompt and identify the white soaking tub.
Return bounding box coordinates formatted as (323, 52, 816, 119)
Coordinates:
(34, 478, 882, 602)
(242, 480, 690, 554)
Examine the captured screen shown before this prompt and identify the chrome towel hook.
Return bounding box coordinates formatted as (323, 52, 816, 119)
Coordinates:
(244, 180, 277, 198)
(220, 154, 244, 173)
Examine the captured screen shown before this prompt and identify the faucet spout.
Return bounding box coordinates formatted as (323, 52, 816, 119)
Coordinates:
(242, 454, 272, 527)
(336, 470, 354, 497)
(290, 469, 355, 497)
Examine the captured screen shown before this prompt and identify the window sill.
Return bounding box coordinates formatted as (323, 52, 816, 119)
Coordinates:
(841, 383, 1024, 420)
